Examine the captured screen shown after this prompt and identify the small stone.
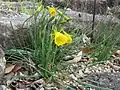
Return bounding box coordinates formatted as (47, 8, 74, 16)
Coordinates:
(45, 87, 58, 90)
(94, 75, 99, 81)
(69, 66, 74, 73)
(63, 56, 74, 61)
(0, 85, 8, 90)
(72, 64, 78, 70)
(98, 67, 102, 71)
(114, 50, 120, 57)
(46, 83, 54, 87)
(78, 70, 85, 78)
(105, 68, 111, 73)
(69, 74, 77, 80)
(95, 70, 100, 73)
(39, 87, 45, 90)
(84, 68, 91, 74)
(80, 64, 85, 69)
(77, 85, 85, 90)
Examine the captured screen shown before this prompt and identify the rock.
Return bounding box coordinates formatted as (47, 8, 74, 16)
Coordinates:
(89, 72, 120, 90)
(107, 0, 120, 7)
(0, 1, 37, 48)
(0, 8, 30, 48)
(70, 0, 107, 14)
(66, 9, 120, 23)
(43, 0, 70, 8)
(44, 0, 108, 14)
(64, 9, 120, 30)
(0, 45, 6, 80)
(44, 0, 120, 15)
(110, 5, 120, 19)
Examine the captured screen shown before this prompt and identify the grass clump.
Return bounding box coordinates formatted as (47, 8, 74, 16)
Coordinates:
(6, 3, 73, 79)
(82, 22, 120, 65)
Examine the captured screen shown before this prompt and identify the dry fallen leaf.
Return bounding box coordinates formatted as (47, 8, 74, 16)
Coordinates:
(77, 51, 83, 57)
(67, 51, 82, 63)
(5, 65, 15, 74)
(67, 57, 82, 63)
(5, 64, 21, 74)
(82, 47, 93, 53)
(67, 58, 89, 63)
(11, 64, 21, 73)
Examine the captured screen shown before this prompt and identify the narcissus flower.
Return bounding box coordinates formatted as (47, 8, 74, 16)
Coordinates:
(62, 30, 72, 44)
(53, 30, 72, 46)
(49, 7, 56, 16)
(54, 31, 68, 46)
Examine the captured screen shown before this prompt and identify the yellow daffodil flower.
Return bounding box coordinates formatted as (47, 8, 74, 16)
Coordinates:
(49, 7, 56, 16)
(52, 30, 72, 46)
(54, 31, 68, 46)
(62, 30, 72, 44)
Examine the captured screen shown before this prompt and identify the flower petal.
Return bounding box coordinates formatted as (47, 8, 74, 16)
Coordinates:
(62, 30, 72, 43)
(54, 32, 67, 46)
